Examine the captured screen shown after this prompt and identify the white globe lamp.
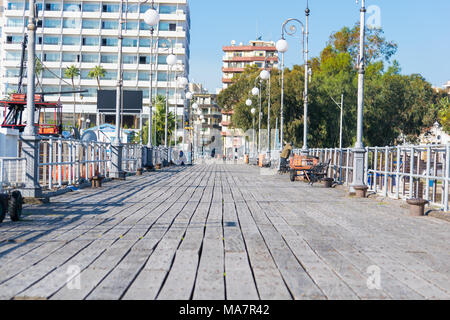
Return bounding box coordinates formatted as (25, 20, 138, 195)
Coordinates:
(276, 39, 289, 53)
(251, 108, 256, 115)
(166, 54, 177, 66)
(143, 9, 160, 26)
(245, 99, 252, 106)
(260, 69, 270, 80)
(192, 103, 199, 110)
(186, 92, 193, 100)
(251, 87, 259, 96)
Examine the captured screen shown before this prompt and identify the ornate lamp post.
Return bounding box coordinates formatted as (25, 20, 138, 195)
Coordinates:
(251, 108, 256, 157)
(143, 2, 159, 149)
(259, 57, 273, 159)
(175, 74, 188, 148)
(111, 0, 125, 179)
(22, 0, 42, 197)
(352, 0, 368, 197)
(251, 80, 261, 153)
(165, 47, 177, 147)
(277, 3, 310, 155)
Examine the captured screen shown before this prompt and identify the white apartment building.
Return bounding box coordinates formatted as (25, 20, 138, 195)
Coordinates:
(0, 0, 190, 135)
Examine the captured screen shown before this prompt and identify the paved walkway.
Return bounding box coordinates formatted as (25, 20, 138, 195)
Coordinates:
(0, 164, 449, 300)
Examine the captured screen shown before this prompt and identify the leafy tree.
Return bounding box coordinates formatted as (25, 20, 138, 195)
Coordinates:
(218, 24, 440, 148)
(437, 97, 450, 133)
(139, 95, 175, 146)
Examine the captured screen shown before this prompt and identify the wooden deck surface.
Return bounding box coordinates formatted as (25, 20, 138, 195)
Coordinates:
(0, 164, 449, 300)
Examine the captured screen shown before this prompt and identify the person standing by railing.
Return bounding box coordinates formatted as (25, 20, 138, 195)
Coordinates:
(280, 141, 293, 170)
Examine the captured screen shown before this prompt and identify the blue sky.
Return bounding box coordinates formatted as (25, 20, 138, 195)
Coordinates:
(188, 0, 450, 93)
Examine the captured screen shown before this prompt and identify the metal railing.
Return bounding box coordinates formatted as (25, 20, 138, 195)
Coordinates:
(122, 144, 143, 173)
(309, 145, 450, 211)
(0, 157, 26, 191)
(38, 138, 110, 190)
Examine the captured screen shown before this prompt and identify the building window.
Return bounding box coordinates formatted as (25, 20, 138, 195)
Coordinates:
(81, 53, 99, 63)
(43, 35, 60, 45)
(140, 21, 150, 31)
(43, 69, 61, 79)
(123, 55, 137, 64)
(124, 21, 138, 30)
(5, 52, 21, 61)
(138, 71, 149, 81)
(100, 54, 118, 64)
(82, 3, 100, 12)
(43, 52, 61, 62)
(6, 35, 23, 44)
(159, 22, 177, 31)
(159, 5, 177, 14)
(45, 3, 61, 11)
(101, 37, 118, 46)
(43, 18, 61, 28)
(102, 4, 119, 12)
(123, 71, 136, 81)
(124, 3, 139, 13)
(62, 53, 80, 62)
(7, 2, 25, 10)
(103, 71, 117, 80)
(7, 18, 25, 27)
(5, 68, 20, 77)
(139, 38, 150, 47)
(82, 36, 99, 46)
(63, 36, 80, 46)
(101, 20, 118, 29)
(123, 38, 138, 47)
(63, 18, 81, 28)
(63, 3, 82, 12)
(82, 19, 100, 29)
(139, 56, 150, 64)
(157, 72, 167, 81)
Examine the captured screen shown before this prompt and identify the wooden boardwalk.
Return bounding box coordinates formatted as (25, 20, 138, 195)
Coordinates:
(0, 164, 449, 300)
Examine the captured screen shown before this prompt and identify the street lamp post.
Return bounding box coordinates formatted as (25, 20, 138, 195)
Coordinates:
(21, 0, 42, 197)
(143, 2, 160, 150)
(251, 107, 256, 157)
(175, 74, 188, 149)
(165, 48, 177, 148)
(251, 80, 261, 154)
(260, 57, 272, 160)
(277, 5, 309, 155)
(110, 0, 125, 179)
(352, 0, 368, 196)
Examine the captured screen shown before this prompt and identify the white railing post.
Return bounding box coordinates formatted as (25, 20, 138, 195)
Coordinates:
(396, 146, 400, 199)
(49, 139, 53, 190)
(58, 139, 63, 187)
(426, 145, 431, 202)
(384, 147, 389, 197)
(444, 144, 449, 211)
(410, 147, 415, 199)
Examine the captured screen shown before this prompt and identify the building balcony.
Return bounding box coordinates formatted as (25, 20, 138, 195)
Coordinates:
(222, 78, 233, 84)
(223, 45, 277, 52)
(222, 67, 245, 73)
(223, 56, 279, 63)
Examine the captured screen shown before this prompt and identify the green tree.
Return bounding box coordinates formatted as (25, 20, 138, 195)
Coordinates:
(437, 97, 450, 133)
(64, 65, 80, 128)
(139, 95, 175, 146)
(88, 65, 106, 90)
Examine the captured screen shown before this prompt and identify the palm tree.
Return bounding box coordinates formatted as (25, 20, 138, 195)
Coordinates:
(88, 65, 106, 90)
(64, 65, 80, 128)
